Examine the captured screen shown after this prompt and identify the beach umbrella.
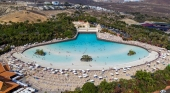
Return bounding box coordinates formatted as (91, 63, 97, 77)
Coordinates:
(78, 76, 82, 78)
(16, 64, 19, 66)
(51, 69, 54, 71)
(157, 61, 160, 63)
(115, 69, 118, 72)
(127, 68, 130, 70)
(115, 72, 119, 75)
(114, 78, 118, 80)
(147, 64, 150, 66)
(83, 75, 87, 78)
(110, 73, 114, 76)
(90, 80, 94, 82)
(113, 67, 117, 70)
(99, 76, 103, 79)
(29, 66, 33, 69)
(126, 66, 132, 68)
(93, 75, 97, 77)
(82, 70, 85, 72)
(83, 74, 87, 76)
(55, 70, 58, 72)
(123, 68, 127, 71)
(162, 56, 166, 59)
(60, 72, 64, 74)
(47, 67, 50, 69)
(74, 73, 78, 75)
(73, 70, 77, 73)
(43, 68, 47, 71)
(152, 67, 156, 70)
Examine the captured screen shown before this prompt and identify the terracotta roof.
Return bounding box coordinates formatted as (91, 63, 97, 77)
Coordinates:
(0, 81, 3, 90)
(0, 64, 5, 73)
(0, 71, 16, 80)
(3, 65, 10, 71)
(0, 82, 19, 93)
(0, 63, 19, 93)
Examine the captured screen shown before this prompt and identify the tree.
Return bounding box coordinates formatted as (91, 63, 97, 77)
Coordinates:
(98, 79, 113, 93)
(80, 55, 92, 62)
(64, 30, 73, 38)
(127, 50, 136, 56)
(74, 87, 81, 93)
(82, 82, 97, 93)
(35, 49, 45, 56)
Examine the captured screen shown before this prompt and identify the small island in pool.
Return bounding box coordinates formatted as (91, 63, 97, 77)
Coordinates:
(128, 50, 136, 56)
(81, 55, 93, 62)
(35, 49, 45, 56)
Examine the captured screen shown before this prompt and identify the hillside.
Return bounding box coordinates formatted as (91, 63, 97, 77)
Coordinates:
(16, 0, 170, 17)
(0, 10, 47, 23)
(145, 0, 170, 5)
(56, 0, 170, 5)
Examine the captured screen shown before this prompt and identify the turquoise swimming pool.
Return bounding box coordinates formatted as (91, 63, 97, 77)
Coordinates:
(23, 33, 149, 66)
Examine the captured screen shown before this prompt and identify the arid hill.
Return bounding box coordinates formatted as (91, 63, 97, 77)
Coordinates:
(0, 10, 47, 23)
(144, 0, 170, 5)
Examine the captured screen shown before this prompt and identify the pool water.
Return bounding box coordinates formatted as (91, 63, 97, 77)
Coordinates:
(23, 33, 149, 65)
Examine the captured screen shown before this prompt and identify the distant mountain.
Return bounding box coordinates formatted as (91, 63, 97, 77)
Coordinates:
(144, 0, 170, 5)
(55, 0, 170, 5)
(43, 0, 94, 4)
(32, 0, 170, 17)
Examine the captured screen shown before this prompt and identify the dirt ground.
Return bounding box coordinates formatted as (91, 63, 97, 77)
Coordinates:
(40, 9, 75, 16)
(0, 10, 47, 23)
(120, 18, 139, 25)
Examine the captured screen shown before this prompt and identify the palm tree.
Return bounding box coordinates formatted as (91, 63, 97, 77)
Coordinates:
(80, 55, 92, 62)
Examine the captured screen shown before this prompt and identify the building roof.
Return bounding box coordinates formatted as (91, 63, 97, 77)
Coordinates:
(3, 65, 10, 71)
(0, 71, 16, 80)
(0, 63, 15, 80)
(0, 81, 3, 90)
(0, 82, 19, 93)
(0, 64, 5, 73)
(0, 62, 19, 93)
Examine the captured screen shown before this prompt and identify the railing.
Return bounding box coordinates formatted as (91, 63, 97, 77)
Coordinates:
(77, 27, 99, 32)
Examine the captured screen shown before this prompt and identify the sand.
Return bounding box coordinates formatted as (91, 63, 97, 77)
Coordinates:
(120, 18, 139, 25)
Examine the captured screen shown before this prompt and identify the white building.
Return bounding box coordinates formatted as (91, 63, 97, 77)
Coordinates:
(52, 1, 59, 6)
